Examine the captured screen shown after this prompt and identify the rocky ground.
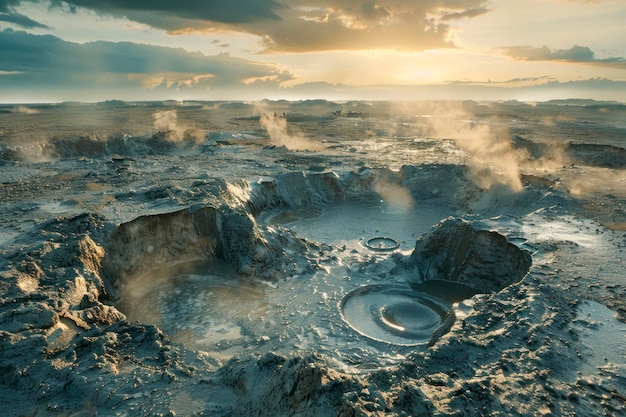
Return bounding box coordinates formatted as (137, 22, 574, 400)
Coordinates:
(1, 100, 625, 416)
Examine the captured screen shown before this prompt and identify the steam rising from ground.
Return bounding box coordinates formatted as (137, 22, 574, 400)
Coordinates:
(373, 179, 415, 212)
(152, 109, 204, 143)
(12, 105, 39, 114)
(426, 102, 524, 192)
(424, 102, 578, 194)
(153, 109, 178, 132)
(259, 112, 325, 151)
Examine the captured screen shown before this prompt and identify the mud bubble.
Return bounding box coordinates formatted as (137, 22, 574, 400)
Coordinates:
(340, 284, 454, 346)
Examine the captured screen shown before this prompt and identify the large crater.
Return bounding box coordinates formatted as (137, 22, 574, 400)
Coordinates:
(102, 168, 532, 365)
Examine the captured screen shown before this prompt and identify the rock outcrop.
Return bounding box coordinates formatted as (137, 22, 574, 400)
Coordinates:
(408, 217, 532, 293)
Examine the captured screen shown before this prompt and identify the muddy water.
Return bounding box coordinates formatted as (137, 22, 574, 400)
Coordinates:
(340, 284, 453, 346)
(267, 198, 453, 250)
(573, 300, 626, 377)
(121, 198, 457, 367)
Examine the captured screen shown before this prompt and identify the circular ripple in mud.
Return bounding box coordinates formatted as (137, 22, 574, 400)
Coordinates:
(340, 284, 453, 346)
(365, 237, 400, 252)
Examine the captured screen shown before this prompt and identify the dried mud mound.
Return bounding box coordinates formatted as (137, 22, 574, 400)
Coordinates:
(408, 217, 532, 293)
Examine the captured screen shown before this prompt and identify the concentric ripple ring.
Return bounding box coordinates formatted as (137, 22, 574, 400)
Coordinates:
(365, 237, 400, 252)
(340, 284, 454, 346)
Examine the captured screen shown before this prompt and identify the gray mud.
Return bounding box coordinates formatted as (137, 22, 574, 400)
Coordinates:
(1, 100, 626, 416)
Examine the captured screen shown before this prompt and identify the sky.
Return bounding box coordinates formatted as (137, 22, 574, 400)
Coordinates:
(0, 0, 625, 103)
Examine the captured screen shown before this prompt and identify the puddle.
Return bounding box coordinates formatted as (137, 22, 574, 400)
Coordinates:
(521, 214, 602, 248)
(118, 259, 398, 365)
(120, 261, 268, 358)
(120, 262, 481, 366)
(266, 198, 451, 249)
(573, 300, 626, 376)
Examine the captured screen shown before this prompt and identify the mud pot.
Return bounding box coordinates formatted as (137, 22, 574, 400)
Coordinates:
(103, 172, 533, 370)
(2, 101, 626, 416)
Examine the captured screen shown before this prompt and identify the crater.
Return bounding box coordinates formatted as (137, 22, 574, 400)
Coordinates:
(102, 170, 532, 365)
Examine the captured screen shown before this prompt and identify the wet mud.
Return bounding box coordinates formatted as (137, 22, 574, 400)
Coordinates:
(1, 100, 626, 416)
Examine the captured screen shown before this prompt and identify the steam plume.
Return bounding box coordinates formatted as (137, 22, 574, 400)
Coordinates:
(153, 109, 178, 132)
(152, 110, 204, 143)
(259, 112, 325, 151)
(373, 180, 414, 212)
(13, 105, 39, 114)
(426, 102, 524, 192)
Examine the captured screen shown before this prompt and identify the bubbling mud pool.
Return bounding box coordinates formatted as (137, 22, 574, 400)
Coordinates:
(340, 284, 454, 347)
(115, 196, 529, 368)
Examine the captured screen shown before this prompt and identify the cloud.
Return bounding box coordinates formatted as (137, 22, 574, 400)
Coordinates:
(0, 0, 49, 28)
(0, 29, 291, 98)
(52, 0, 284, 24)
(248, 0, 492, 52)
(498, 45, 626, 68)
(439, 7, 490, 21)
(446, 76, 555, 86)
(5, 0, 491, 52)
(360, 2, 392, 20)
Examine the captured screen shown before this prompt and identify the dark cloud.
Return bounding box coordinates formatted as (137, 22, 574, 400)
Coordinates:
(498, 45, 626, 68)
(0, 0, 22, 12)
(439, 7, 490, 21)
(256, 13, 451, 52)
(0, 10, 48, 28)
(0, 0, 49, 28)
(0, 29, 289, 98)
(360, 2, 392, 20)
(500, 45, 594, 61)
(54, 0, 283, 23)
(3, 0, 491, 52)
(69, 0, 489, 52)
